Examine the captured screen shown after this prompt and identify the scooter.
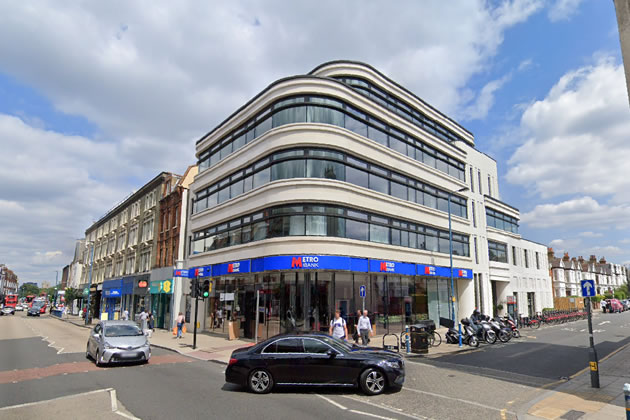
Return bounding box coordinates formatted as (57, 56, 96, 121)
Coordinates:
(502, 314, 521, 338)
(446, 319, 479, 347)
(488, 316, 511, 343)
(472, 318, 497, 344)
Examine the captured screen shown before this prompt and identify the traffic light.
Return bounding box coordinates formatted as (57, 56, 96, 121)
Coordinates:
(189, 278, 198, 298)
(201, 280, 211, 298)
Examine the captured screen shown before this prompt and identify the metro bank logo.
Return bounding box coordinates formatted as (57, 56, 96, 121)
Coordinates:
(291, 256, 319, 269)
(227, 262, 241, 273)
(424, 266, 437, 275)
(379, 261, 395, 272)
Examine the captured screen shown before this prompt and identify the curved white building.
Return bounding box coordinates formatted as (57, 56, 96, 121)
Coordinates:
(186, 61, 552, 339)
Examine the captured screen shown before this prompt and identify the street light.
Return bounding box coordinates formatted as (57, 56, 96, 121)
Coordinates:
(448, 186, 469, 326)
(85, 242, 95, 326)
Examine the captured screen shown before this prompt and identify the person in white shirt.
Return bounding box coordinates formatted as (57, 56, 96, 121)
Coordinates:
(329, 310, 348, 340)
(358, 310, 373, 345)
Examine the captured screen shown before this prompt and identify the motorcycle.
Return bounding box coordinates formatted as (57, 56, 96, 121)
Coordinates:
(471, 317, 497, 344)
(446, 319, 479, 347)
(488, 316, 512, 343)
(502, 314, 521, 338)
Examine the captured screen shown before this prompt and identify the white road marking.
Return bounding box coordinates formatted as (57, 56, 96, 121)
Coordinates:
(314, 393, 347, 410)
(598, 321, 610, 325)
(0, 388, 114, 411)
(401, 387, 516, 415)
(348, 409, 396, 420)
(110, 389, 119, 412)
(341, 396, 428, 420)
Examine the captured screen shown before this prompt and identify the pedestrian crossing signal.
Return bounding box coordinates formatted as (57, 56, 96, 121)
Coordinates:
(202, 280, 211, 298)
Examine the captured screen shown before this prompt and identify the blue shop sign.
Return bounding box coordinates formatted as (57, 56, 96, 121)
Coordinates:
(369, 260, 416, 276)
(255, 255, 351, 272)
(417, 264, 472, 279)
(121, 277, 134, 295)
(104, 288, 121, 297)
(212, 260, 251, 276)
(102, 278, 122, 289)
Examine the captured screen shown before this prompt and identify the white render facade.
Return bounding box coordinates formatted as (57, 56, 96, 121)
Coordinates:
(550, 252, 629, 297)
(186, 61, 553, 339)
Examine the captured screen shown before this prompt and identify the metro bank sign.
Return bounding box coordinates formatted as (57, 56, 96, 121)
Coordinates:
(291, 256, 320, 269)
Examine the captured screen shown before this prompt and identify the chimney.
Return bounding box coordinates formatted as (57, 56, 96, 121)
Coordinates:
(589, 255, 597, 263)
(562, 252, 570, 261)
(599, 257, 607, 264)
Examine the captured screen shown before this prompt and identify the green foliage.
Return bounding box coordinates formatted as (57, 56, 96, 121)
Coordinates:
(542, 307, 555, 312)
(613, 289, 627, 300)
(591, 295, 604, 303)
(18, 283, 40, 298)
(64, 288, 80, 307)
(603, 292, 613, 299)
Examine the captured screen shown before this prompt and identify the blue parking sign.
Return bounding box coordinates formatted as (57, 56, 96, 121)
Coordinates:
(581, 279, 595, 297)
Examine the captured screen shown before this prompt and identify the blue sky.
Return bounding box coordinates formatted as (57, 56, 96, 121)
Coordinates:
(1, 0, 629, 286)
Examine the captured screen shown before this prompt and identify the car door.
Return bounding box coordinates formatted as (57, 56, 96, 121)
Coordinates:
(261, 338, 304, 384)
(89, 324, 102, 355)
(302, 338, 355, 385)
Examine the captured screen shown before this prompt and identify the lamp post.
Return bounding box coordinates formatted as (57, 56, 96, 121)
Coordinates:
(448, 187, 469, 325)
(85, 242, 95, 326)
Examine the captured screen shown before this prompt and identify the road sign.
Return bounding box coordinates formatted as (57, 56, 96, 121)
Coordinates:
(359, 285, 366, 298)
(581, 280, 595, 297)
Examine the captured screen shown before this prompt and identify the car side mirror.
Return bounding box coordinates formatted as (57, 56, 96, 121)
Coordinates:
(327, 349, 338, 358)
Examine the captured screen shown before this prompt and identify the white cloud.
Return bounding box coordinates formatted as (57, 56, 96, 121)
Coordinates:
(460, 74, 511, 120)
(521, 196, 630, 229)
(620, 239, 630, 244)
(507, 57, 630, 201)
(548, 0, 584, 22)
(549, 238, 582, 251)
(583, 245, 625, 256)
(518, 58, 534, 71)
(579, 231, 603, 238)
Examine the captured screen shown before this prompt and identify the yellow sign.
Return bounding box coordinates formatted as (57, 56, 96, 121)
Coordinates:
(208, 282, 212, 293)
(589, 361, 598, 371)
(162, 280, 172, 293)
(100, 312, 109, 321)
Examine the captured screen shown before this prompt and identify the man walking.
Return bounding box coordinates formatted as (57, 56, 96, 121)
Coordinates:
(358, 310, 372, 345)
(176, 312, 185, 339)
(139, 308, 148, 334)
(329, 310, 348, 341)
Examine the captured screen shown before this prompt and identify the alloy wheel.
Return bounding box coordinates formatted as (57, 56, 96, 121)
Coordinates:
(249, 370, 271, 393)
(365, 370, 385, 394)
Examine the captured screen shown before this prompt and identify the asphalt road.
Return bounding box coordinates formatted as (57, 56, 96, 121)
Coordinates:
(426, 310, 630, 383)
(2, 310, 628, 419)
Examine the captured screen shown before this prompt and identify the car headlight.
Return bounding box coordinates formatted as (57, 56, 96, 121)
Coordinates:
(103, 342, 116, 349)
(380, 360, 402, 369)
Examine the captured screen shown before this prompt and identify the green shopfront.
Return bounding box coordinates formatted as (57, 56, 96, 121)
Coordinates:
(188, 255, 472, 340)
(149, 279, 173, 329)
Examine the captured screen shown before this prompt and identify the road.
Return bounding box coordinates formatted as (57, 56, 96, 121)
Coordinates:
(1, 310, 628, 419)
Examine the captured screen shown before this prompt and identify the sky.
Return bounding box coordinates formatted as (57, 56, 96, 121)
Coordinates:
(1, 0, 629, 286)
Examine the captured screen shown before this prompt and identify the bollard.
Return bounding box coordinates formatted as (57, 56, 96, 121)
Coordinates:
(624, 383, 630, 420)
(458, 323, 462, 347)
(405, 325, 411, 354)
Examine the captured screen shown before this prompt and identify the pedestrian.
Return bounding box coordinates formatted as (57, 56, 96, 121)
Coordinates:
(600, 299, 607, 313)
(147, 312, 155, 337)
(216, 308, 223, 328)
(358, 310, 373, 345)
(122, 309, 129, 321)
(176, 312, 185, 339)
(139, 308, 148, 334)
(329, 310, 348, 341)
(353, 310, 362, 343)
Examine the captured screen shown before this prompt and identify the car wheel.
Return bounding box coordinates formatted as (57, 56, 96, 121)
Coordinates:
(248, 369, 273, 394)
(360, 368, 386, 396)
(95, 350, 104, 367)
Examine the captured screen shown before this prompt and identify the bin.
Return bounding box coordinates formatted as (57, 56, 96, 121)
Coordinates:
(410, 323, 431, 353)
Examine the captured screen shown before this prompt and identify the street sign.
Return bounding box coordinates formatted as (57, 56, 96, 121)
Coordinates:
(581, 279, 595, 297)
(359, 285, 366, 298)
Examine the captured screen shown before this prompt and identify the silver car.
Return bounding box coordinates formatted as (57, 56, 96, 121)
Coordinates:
(86, 320, 151, 366)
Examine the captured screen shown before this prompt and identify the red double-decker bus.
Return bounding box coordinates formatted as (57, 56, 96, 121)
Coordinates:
(25, 295, 36, 307)
(4, 294, 18, 308)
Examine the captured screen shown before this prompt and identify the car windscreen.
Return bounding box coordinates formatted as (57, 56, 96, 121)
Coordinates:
(104, 324, 143, 337)
(316, 335, 354, 352)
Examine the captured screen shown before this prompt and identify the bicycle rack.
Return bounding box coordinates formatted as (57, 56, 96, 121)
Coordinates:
(383, 333, 400, 352)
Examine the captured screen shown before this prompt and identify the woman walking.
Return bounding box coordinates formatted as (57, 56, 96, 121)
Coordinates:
(176, 312, 185, 339)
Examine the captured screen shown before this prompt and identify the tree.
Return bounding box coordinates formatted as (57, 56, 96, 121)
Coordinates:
(18, 283, 39, 298)
(64, 288, 80, 308)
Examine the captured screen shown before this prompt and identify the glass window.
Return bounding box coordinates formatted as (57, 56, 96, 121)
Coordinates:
(423, 192, 437, 209)
(207, 192, 217, 208)
(275, 338, 302, 353)
(370, 224, 389, 244)
(272, 106, 307, 127)
(368, 173, 388, 195)
(303, 339, 330, 354)
(218, 187, 230, 204)
(241, 225, 252, 243)
(391, 182, 407, 200)
(230, 180, 243, 198)
(346, 219, 368, 241)
(346, 166, 369, 189)
(389, 136, 407, 155)
(438, 237, 450, 254)
(368, 125, 388, 146)
(253, 167, 270, 189)
(255, 117, 272, 137)
(391, 228, 400, 246)
(271, 160, 305, 181)
(306, 215, 326, 236)
(220, 142, 232, 160)
(425, 233, 438, 252)
(252, 220, 268, 241)
(327, 216, 345, 237)
(289, 215, 305, 236)
(437, 197, 449, 213)
(345, 116, 368, 137)
(307, 106, 345, 126)
(229, 228, 242, 246)
(243, 175, 253, 193)
(307, 159, 344, 180)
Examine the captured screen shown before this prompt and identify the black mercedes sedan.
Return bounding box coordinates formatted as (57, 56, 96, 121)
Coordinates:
(225, 333, 404, 395)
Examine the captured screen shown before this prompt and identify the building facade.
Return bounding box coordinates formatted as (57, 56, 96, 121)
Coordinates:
(150, 165, 198, 329)
(549, 250, 629, 296)
(81, 172, 178, 321)
(0, 264, 18, 295)
(185, 61, 553, 340)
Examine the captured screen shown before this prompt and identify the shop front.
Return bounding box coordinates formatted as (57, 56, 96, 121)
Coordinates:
(132, 274, 150, 319)
(192, 255, 472, 341)
(149, 279, 173, 329)
(121, 277, 134, 317)
(101, 278, 122, 320)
